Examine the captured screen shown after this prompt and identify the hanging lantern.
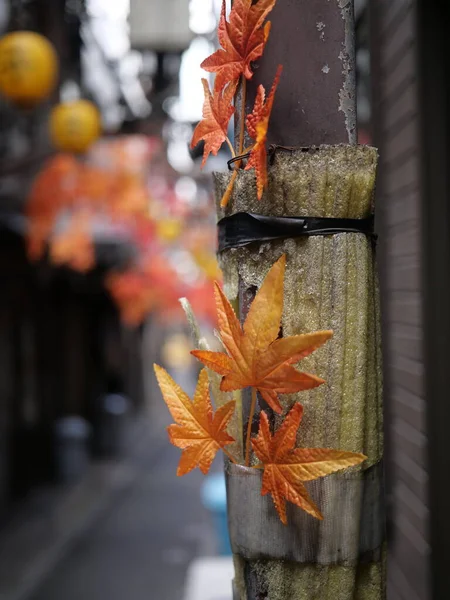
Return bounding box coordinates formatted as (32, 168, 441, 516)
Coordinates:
(0, 31, 58, 106)
(50, 100, 101, 154)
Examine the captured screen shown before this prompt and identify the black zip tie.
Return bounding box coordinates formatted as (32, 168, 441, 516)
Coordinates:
(218, 212, 376, 252)
(227, 153, 251, 171)
(228, 145, 309, 170)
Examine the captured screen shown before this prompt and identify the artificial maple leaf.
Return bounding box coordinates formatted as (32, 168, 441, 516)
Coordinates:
(26, 154, 79, 260)
(191, 79, 237, 167)
(109, 173, 149, 218)
(245, 65, 282, 199)
(74, 164, 110, 205)
(49, 210, 95, 273)
(252, 404, 366, 524)
(106, 269, 156, 326)
(154, 365, 236, 475)
(143, 255, 183, 317)
(201, 0, 276, 91)
(191, 255, 332, 414)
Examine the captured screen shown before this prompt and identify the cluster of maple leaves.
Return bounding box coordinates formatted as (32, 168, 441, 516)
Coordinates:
(25, 148, 220, 327)
(26, 153, 150, 273)
(155, 256, 366, 525)
(156, 2, 365, 524)
(191, 0, 282, 206)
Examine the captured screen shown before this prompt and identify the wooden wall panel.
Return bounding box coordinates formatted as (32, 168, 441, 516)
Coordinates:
(370, 0, 430, 597)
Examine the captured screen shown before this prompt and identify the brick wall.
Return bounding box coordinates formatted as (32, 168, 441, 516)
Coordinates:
(371, 1, 430, 599)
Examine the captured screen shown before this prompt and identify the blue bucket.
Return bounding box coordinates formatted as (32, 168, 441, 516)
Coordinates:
(201, 473, 232, 556)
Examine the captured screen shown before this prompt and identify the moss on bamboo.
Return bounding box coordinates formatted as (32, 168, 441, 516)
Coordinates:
(233, 556, 386, 600)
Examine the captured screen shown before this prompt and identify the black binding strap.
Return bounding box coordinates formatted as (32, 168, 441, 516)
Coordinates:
(218, 212, 375, 252)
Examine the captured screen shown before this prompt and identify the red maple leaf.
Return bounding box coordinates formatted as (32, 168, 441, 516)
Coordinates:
(49, 210, 95, 273)
(191, 79, 236, 167)
(252, 404, 366, 524)
(245, 65, 282, 199)
(201, 0, 276, 91)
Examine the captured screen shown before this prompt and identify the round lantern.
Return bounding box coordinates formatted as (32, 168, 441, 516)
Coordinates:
(0, 31, 58, 106)
(50, 100, 101, 153)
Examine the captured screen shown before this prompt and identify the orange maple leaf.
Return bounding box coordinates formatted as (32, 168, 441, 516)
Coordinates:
(252, 404, 366, 524)
(191, 79, 236, 167)
(109, 173, 150, 218)
(191, 255, 332, 414)
(201, 0, 276, 91)
(154, 366, 236, 475)
(26, 154, 79, 260)
(106, 270, 156, 327)
(245, 65, 282, 199)
(49, 210, 95, 273)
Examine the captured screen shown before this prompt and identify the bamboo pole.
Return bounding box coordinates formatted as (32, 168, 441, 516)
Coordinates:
(234, 0, 357, 148)
(217, 1, 385, 598)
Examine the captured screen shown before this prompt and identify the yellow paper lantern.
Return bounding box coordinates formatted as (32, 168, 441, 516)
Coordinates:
(0, 31, 58, 105)
(50, 100, 101, 153)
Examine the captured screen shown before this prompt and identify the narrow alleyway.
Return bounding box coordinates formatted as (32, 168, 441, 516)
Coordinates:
(27, 371, 219, 600)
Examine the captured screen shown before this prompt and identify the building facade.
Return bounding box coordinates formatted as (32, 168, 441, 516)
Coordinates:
(371, 0, 449, 597)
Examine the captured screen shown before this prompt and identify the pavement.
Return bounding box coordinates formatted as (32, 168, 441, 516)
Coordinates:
(0, 368, 222, 600)
(183, 557, 234, 600)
